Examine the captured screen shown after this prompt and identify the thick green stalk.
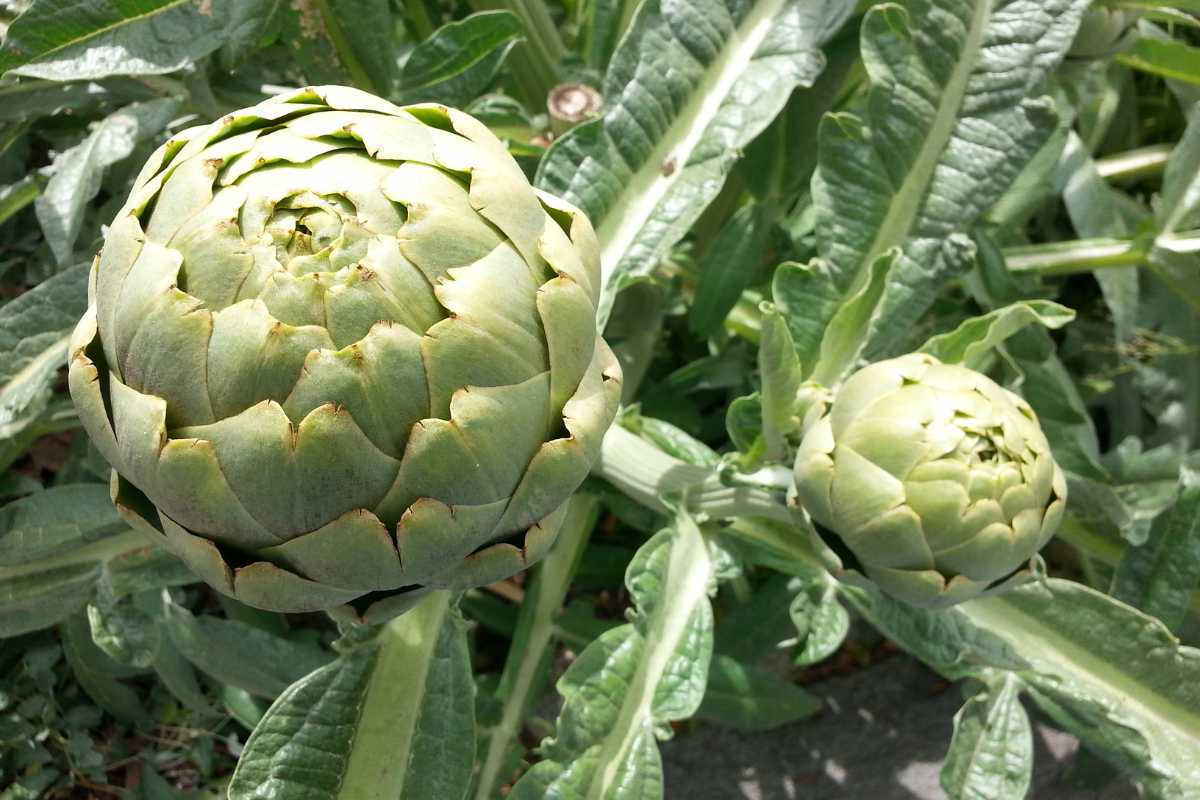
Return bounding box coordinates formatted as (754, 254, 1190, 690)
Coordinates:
(592, 425, 794, 523)
(473, 493, 600, 799)
(1095, 144, 1172, 182)
(1004, 231, 1200, 276)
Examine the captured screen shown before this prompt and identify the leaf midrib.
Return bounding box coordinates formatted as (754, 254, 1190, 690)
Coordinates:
(855, 0, 993, 280)
(586, 520, 712, 800)
(594, 0, 790, 285)
(963, 589, 1200, 775)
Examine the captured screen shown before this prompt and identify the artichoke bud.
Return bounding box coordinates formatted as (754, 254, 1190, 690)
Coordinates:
(67, 86, 622, 623)
(792, 353, 1066, 608)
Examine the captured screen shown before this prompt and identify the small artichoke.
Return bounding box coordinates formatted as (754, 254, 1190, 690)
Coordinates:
(793, 353, 1066, 608)
(68, 86, 621, 622)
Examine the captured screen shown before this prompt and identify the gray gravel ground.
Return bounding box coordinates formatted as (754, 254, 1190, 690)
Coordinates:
(660, 655, 1142, 800)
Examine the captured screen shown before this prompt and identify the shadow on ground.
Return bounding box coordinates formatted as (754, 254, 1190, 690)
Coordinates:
(660, 656, 1141, 800)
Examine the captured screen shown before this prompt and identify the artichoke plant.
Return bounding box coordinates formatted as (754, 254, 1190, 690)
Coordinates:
(67, 86, 622, 623)
(793, 353, 1066, 608)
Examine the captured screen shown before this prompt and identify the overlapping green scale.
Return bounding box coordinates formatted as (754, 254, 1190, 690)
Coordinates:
(68, 85, 622, 623)
(793, 353, 1065, 608)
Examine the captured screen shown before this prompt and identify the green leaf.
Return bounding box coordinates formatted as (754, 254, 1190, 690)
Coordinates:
(579, 0, 631, 70)
(810, 0, 1089, 360)
(918, 300, 1076, 371)
(714, 574, 800, 661)
(61, 611, 151, 726)
(0, 262, 88, 439)
(228, 592, 475, 800)
(162, 598, 331, 699)
(0, 176, 41, 227)
(87, 599, 160, 669)
(215, 0, 281, 71)
(0, 0, 258, 80)
(940, 675, 1033, 800)
(1111, 467, 1200, 633)
(1117, 33, 1200, 86)
(847, 579, 1200, 798)
(1158, 102, 1200, 237)
(316, 0, 398, 94)
(511, 514, 717, 800)
(689, 201, 773, 337)
(810, 248, 897, 386)
(0, 484, 168, 637)
(788, 575, 849, 666)
(697, 653, 820, 730)
(398, 11, 523, 106)
(758, 306, 803, 460)
(36, 99, 178, 265)
(536, 0, 855, 326)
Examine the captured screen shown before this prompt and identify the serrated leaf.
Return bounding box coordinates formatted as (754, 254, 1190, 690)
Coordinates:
(940, 675, 1033, 800)
(1111, 467, 1200, 632)
(511, 515, 716, 800)
(228, 592, 474, 800)
(788, 576, 849, 666)
(398, 11, 522, 106)
(0, 0, 257, 80)
(918, 300, 1075, 370)
(0, 262, 89, 438)
(536, 0, 855, 326)
(847, 579, 1200, 798)
(810, 0, 1089, 361)
(36, 99, 178, 265)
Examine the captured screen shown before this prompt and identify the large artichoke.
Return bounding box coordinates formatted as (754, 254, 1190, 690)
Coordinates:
(793, 353, 1066, 608)
(68, 86, 622, 623)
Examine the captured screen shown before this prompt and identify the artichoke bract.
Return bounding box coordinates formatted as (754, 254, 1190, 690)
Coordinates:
(793, 353, 1066, 608)
(68, 86, 622, 623)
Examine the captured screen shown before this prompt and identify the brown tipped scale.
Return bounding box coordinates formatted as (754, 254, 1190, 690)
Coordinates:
(793, 353, 1066, 609)
(67, 86, 621, 624)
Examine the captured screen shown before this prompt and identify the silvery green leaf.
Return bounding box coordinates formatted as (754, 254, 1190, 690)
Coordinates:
(847, 579, 1200, 798)
(87, 599, 159, 669)
(0, 484, 158, 637)
(810, 0, 1089, 361)
(511, 515, 717, 800)
(0, 262, 88, 439)
(0, 0, 259, 80)
(1111, 466, 1200, 632)
(229, 593, 475, 800)
(788, 576, 849, 666)
(36, 99, 178, 265)
(940, 675, 1033, 800)
(536, 0, 855, 326)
